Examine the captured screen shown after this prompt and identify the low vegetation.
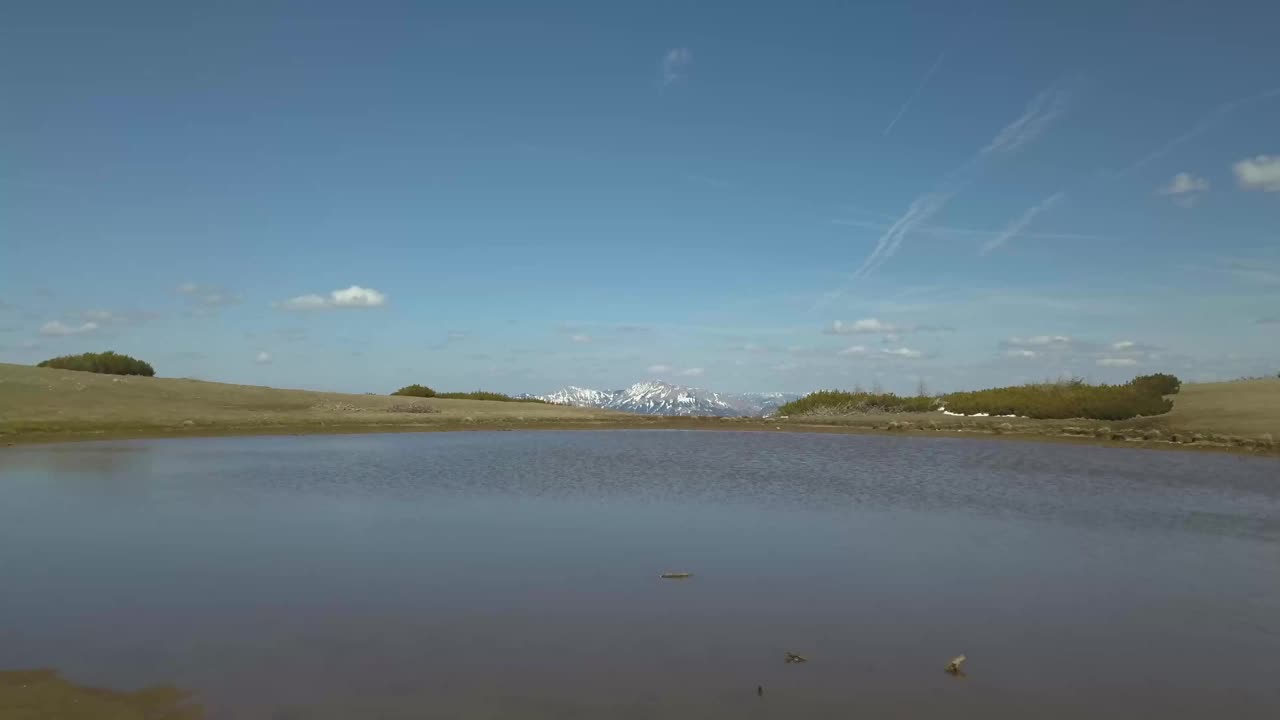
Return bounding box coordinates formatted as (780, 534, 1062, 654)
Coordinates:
(391, 384, 436, 397)
(777, 390, 940, 416)
(782, 374, 1181, 422)
(435, 390, 546, 403)
(36, 350, 155, 377)
(0, 669, 202, 720)
(391, 385, 545, 403)
(943, 378, 1174, 421)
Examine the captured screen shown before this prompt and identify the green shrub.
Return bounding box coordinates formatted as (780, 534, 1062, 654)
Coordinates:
(942, 380, 1172, 421)
(1129, 373, 1181, 396)
(777, 390, 940, 416)
(37, 351, 155, 377)
(391, 384, 436, 397)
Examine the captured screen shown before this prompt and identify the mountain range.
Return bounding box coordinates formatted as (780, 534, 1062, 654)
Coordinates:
(532, 380, 802, 417)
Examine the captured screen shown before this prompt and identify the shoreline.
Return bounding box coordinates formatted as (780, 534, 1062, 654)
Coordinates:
(4, 417, 1276, 458)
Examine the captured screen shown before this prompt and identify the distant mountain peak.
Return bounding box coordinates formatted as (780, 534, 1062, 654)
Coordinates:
(535, 381, 801, 417)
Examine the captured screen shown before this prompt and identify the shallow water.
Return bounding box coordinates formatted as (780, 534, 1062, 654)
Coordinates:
(1, 431, 1278, 718)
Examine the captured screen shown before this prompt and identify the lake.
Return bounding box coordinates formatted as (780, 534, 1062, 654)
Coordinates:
(1, 431, 1278, 718)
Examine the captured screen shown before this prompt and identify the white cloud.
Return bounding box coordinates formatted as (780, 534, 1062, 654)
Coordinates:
(882, 347, 922, 358)
(661, 48, 692, 86)
(570, 334, 591, 343)
(1098, 357, 1139, 367)
(980, 191, 1066, 255)
(838, 345, 868, 356)
(646, 364, 673, 374)
(39, 320, 99, 336)
(1111, 340, 1136, 351)
(1233, 155, 1280, 192)
(1005, 349, 1038, 358)
(679, 367, 705, 377)
(255, 351, 272, 365)
(278, 285, 387, 311)
(1158, 172, 1210, 195)
(883, 50, 946, 136)
(82, 309, 114, 322)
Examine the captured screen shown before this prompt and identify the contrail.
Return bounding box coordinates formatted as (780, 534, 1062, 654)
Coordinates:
(1120, 86, 1280, 175)
(883, 51, 947, 136)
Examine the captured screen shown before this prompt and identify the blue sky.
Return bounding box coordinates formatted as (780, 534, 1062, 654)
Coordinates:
(2, 0, 1277, 395)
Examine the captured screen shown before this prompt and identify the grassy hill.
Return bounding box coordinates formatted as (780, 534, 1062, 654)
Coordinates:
(0, 363, 621, 442)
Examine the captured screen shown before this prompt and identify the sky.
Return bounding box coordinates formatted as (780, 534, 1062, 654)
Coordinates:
(2, 0, 1278, 395)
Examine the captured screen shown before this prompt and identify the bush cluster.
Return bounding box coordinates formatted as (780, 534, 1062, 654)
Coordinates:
(391, 384, 436, 397)
(1128, 373, 1181, 396)
(37, 351, 155, 377)
(777, 390, 940, 416)
(942, 377, 1175, 421)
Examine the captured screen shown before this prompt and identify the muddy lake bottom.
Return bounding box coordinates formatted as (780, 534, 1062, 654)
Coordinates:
(1, 431, 1278, 719)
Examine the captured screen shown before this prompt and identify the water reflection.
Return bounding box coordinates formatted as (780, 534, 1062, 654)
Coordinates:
(1, 431, 1278, 719)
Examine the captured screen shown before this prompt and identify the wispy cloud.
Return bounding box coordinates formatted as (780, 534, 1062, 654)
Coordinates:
(883, 51, 946, 136)
(825, 318, 954, 336)
(678, 367, 705, 377)
(646, 364, 673, 374)
(277, 285, 387, 311)
(1005, 349, 1038, 358)
(838, 345, 868, 356)
(178, 283, 241, 311)
(882, 347, 923, 359)
(39, 320, 99, 336)
(825, 83, 1072, 294)
(980, 191, 1066, 255)
(569, 334, 592, 344)
(831, 218, 1106, 242)
(1233, 155, 1280, 192)
(1097, 357, 1139, 367)
(1121, 87, 1280, 175)
(661, 48, 692, 87)
(255, 351, 273, 365)
(981, 86, 1071, 156)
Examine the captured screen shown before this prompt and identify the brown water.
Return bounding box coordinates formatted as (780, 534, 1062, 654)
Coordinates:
(1, 431, 1278, 719)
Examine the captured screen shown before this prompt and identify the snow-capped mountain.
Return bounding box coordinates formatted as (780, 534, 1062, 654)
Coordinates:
(535, 380, 802, 417)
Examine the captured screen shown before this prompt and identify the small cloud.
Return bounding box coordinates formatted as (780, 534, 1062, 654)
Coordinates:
(1004, 335, 1073, 349)
(615, 324, 652, 334)
(1158, 172, 1210, 195)
(39, 320, 99, 337)
(82, 309, 114, 323)
(1098, 357, 1139, 367)
(178, 283, 242, 310)
(1233, 155, 1280, 192)
(882, 347, 922, 358)
(1005, 349, 1038, 358)
(447, 330, 469, 341)
(278, 285, 387, 311)
(826, 318, 899, 335)
(1111, 340, 1136, 350)
(570, 334, 592, 343)
(679, 367, 705, 377)
(646, 364, 673, 374)
(838, 345, 869, 356)
(661, 48, 692, 87)
(255, 351, 273, 365)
